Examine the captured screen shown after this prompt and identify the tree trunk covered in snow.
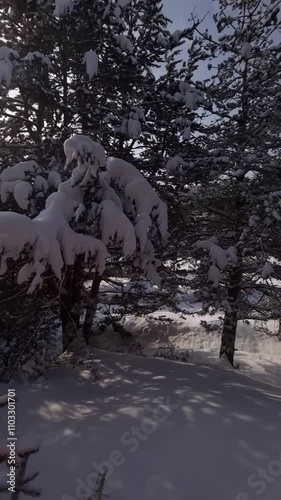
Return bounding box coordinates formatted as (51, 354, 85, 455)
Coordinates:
(83, 272, 102, 344)
(220, 252, 243, 366)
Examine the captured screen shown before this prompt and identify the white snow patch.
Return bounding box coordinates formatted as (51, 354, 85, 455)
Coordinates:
(208, 265, 221, 287)
(241, 42, 252, 60)
(83, 50, 98, 79)
(0, 46, 19, 85)
(128, 117, 141, 139)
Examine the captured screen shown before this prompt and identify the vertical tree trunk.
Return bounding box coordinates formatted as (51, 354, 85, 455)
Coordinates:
(220, 308, 238, 366)
(60, 266, 74, 352)
(220, 253, 242, 366)
(71, 256, 84, 328)
(83, 272, 101, 344)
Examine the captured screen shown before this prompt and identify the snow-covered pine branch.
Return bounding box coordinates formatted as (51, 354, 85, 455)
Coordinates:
(0, 135, 168, 294)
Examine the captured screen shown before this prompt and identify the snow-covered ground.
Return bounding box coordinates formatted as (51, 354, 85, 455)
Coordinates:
(1, 350, 281, 500)
(2, 289, 281, 499)
(94, 306, 281, 390)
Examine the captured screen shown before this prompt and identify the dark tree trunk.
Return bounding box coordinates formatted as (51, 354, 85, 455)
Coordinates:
(220, 309, 238, 366)
(60, 265, 75, 352)
(220, 253, 243, 366)
(71, 256, 84, 329)
(83, 272, 101, 344)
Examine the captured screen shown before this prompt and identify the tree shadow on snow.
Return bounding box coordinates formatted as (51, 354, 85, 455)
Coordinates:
(4, 350, 281, 500)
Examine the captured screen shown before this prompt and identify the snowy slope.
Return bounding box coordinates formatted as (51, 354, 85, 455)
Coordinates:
(93, 305, 281, 389)
(1, 350, 281, 500)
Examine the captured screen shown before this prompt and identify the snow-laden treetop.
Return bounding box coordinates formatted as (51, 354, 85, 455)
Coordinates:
(0, 135, 168, 292)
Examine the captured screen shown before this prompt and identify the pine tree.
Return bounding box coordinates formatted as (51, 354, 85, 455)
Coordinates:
(178, 0, 281, 365)
(0, 0, 194, 164)
(0, 0, 197, 364)
(0, 134, 168, 358)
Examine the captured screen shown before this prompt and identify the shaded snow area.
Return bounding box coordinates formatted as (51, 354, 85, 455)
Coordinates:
(1, 350, 281, 500)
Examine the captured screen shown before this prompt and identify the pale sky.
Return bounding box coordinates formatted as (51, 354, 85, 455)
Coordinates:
(163, 0, 218, 29)
(161, 0, 219, 80)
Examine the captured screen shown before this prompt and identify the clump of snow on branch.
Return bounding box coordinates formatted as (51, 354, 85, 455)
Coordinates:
(0, 160, 40, 183)
(226, 246, 238, 263)
(0, 212, 36, 276)
(241, 42, 252, 60)
(119, 108, 145, 139)
(98, 176, 123, 211)
(34, 175, 48, 193)
(135, 213, 152, 251)
(183, 125, 191, 140)
(24, 52, 51, 68)
(208, 265, 221, 287)
(98, 200, 136, 256)
(210, 245, 228, 270)
(261, 263, 274, 280)
(7, 181, 33, 210)
(196, 239, 231, 269)
(48, 171, 61, 190)
(54, 0, 74, 16)
(128, 115, 141, 139)
(106, 157, 168, 238)
(105, 157, 143, 186)
(0, 135, 168, 290)
(116, 34, 133, 53)
(173, 81, 204, 110)
(0, 46, 19, 85)
(117, 0, 131, 6)
(166, 155, 186, 172)
(195, 236, 218, 251)
(0, 161, 42, 210)
(134, 240, 162, 287)
(21, 190, 107, 293)
(158, 33, 168, 47)
(196, 238, 239, 288)
(64, 134, 106, 179)
(171, 30, 184, 42)
(83, 50, 98, 79)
